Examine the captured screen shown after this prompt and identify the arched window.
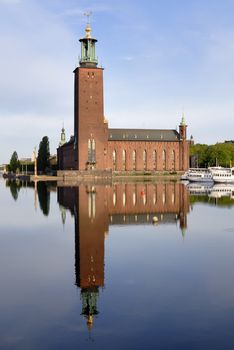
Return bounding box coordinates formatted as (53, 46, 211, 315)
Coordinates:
(153, 150, 157, 170)
(88, 139, 96, 165)
(91, 139, 96, 163)
(133, 191, 136, 206)
(122, 191, 126, 206)
(113, 150, 116, 170)
(171, 150, 175, 170)
(142, 186, 147, 205)
(162, 185, 166, 205)
(113, 190, 116, 206)
(171, 191, 175, 204)
(122, 150, 126, 171)
(162, 150, 166, 170)
(88, 139, 91, 162)
(143, 150, 147, 170)
(153, 185, 157, 205)
(132, 150, 136, 170)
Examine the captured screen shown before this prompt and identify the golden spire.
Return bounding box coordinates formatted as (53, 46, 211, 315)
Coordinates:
(85, 24, 92, 38)
(84, 11, 92, 38)
(86, 315, 94, 330)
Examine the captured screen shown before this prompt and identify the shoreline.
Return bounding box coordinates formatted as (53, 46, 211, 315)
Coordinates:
(2, 171, 184, 183)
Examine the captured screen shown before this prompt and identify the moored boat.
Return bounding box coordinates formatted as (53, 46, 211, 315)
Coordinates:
(186, 182, 213, 195)
(209, 167, 234, 184)
(209, 184, 234, 199)
(185, 168, 213, 183)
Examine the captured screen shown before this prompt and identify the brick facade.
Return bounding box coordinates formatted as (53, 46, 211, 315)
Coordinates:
(57, 27, 190, 174)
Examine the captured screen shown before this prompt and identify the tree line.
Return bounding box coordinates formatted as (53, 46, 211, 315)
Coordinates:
(190, 142, 234, 168)
(8, 136, 51, 174)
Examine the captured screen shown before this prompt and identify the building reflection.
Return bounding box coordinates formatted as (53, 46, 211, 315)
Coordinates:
(57, 182, 189, 329)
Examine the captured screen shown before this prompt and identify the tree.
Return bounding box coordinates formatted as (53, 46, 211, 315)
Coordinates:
(37, 182, 50, 216)
(9, 151, 20, 173)
(190, 142, 234, 167)
(6, 180, 21, 201)
(37, 136, 50, 172)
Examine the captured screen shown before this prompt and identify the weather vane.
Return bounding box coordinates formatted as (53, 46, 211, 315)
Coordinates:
(84, 11, 92, 25)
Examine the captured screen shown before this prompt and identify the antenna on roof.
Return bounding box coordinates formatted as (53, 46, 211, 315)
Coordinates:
(84, 11, 92, 25)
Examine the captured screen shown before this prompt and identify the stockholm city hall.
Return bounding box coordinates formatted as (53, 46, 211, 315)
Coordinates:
(57, 182, 189, 330)
(57, 23, 190, 178)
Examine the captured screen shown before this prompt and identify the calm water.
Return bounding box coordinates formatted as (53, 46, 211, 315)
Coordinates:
(0, 178, 234, 350)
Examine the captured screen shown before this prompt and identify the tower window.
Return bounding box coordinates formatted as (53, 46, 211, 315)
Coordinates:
(87, 138, 96, 165)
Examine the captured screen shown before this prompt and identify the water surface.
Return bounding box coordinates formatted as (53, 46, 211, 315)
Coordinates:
(0, 179, 234, 349)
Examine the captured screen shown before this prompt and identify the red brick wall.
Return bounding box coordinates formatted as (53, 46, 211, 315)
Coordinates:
(77, 185, 108, 288)
(106, 183, 189, 216)
(107, 140, 189, 171)
(58, 66, 190, 173)
(57, 143, 76, 170)
(74, 67, 108, 171)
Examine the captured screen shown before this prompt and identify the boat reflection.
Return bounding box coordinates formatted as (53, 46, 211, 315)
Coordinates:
(187, 183, 234, 206)
(57, 182, 189, 329)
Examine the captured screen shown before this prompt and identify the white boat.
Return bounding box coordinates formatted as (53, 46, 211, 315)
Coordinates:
(209, 184, 234, 199)
(186, 182, 213, 195)
(185, 168, 213, 183)
(181, 170, 190, 180)
(209, 167, 234, 184)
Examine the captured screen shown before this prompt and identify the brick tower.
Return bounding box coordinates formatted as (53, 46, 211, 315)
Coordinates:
(179, 115, 189, 170)
(73, 23, 108, 170)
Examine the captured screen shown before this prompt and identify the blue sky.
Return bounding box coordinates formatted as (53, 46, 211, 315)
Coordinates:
(1, 0, 234, 163)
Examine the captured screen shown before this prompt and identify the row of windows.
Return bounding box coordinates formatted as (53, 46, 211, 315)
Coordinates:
(112, 189, 176, 207)
(113, 149, 176, 170)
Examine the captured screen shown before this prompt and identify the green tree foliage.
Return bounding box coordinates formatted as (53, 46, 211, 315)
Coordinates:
(9, 151, 20, 173)
(5, 180, 21, 201)
(37, 182, 50, 216)
(190, 143, 234, 167)
(37, 136, 50, 172)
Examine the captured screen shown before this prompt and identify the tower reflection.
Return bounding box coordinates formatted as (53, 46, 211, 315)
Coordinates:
(57, 182, 189, 329)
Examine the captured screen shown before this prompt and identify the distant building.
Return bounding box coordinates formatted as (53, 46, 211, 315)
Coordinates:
(57, 24, 190, 176)
(0, 164, 7, 173)
(225, 140, 234, 144)
(59, 125, 66, 147)
(20, 158, 32, 163)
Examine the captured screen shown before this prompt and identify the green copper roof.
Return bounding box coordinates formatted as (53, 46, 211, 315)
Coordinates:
(108, 128, 180, 141)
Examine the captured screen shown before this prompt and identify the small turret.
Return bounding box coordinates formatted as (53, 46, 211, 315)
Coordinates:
(179, 114, 187, 140)
(59, 125, 66, 147)
(190, 135, 194, 145)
